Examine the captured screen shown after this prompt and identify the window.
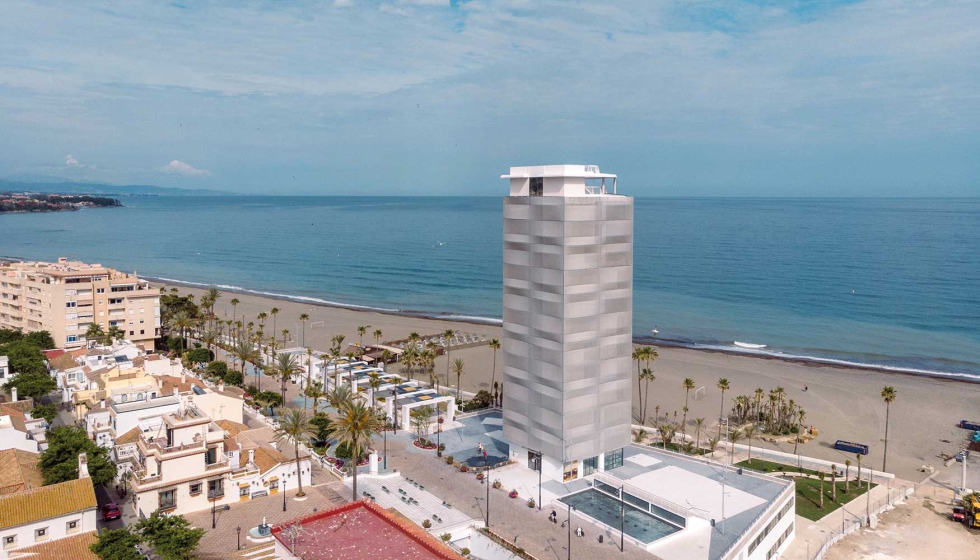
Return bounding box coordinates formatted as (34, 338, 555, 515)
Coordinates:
(65, 301, 77, 308)
(205, 448, 218, 465)
(66, 520, 78, 533)
(140, 330, 145, 335)
(3, 536, 15, 549)
(96, 288, 105, 294)
(270, 479, 279, 491)
(159, 489, 176, 510)
(34, 527, 48, 541)
(67, 335, 78, 343)
(139, 319, 145, 324)
(189, 483, 202, 495)
(208, 479, 224, 499)
(582, 456, 599, 476)
(239, 486, 250, 498)
(140, 308, 144, 313)
(604, 448, 624, 471)
(129, 330, 134, 335)
(562, 460, 579, 482)
(529, 177, 544, 196)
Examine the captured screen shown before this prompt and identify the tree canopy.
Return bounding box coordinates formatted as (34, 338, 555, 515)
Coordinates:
(39, 426, 117, 486)
(135, 511, 205, 560)
(90, 528, 145, 560)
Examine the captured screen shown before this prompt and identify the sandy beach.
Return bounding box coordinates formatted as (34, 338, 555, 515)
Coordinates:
(165, 283, 980, 481)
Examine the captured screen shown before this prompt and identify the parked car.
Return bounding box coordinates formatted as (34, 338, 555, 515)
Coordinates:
(101, 503, 122, 521)
(953, 506, 966, 522)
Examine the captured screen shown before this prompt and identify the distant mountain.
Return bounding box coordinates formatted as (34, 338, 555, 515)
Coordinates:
(0, 179, 232, 197)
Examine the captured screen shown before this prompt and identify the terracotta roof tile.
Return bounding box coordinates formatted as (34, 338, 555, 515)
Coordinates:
(114, 426, 141, 445)
(7, 530, 99, 560)
(49, 353, 80, 371)
(0, 450, 43, 495)
(216, 419, 249, 438)
(0, 478, 97, 530)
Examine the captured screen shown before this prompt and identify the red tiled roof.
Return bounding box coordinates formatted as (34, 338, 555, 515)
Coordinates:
(272, 500, 460, 560)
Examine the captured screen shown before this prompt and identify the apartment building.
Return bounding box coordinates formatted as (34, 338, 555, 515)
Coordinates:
(0, 258, 161, 350)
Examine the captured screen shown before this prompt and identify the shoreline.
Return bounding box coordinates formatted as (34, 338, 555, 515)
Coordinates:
(151, 274, 980, 384)
(162, 280, 980, 481)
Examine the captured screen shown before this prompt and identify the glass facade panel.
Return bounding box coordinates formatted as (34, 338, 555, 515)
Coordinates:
(604, 448, 624, 471)
(583, 456, 598, 476)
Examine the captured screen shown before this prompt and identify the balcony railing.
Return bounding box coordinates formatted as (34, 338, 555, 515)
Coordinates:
(205, 459, 229, 471)
(141, 437, 204, 455)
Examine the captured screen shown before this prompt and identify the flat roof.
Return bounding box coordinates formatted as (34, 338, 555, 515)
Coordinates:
(502, 164, 617, 179)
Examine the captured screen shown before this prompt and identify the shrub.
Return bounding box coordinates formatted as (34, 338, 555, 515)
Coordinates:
(31, 403, 57, 423)
(440, 533, 451, 542)
(460, 465, 468, 473)
(206, 361, 228, 380)
(438, 443, 446, 452)
(461, 390, 494, 412)
(461, 548, 471, 556)
(422, 519, 432, 529)
(527, 498, 535, 508)
(224, 371, 243, 387)
(492, 479, 502, 489)
(446, 455, 454, 465)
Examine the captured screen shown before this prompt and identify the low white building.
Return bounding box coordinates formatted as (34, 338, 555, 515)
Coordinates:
(0, 356, 8, 384)
(0, 455, 98, 559)
(0, 403, 44, 454)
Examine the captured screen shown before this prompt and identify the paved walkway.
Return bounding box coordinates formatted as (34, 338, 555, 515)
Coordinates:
(384, 438, 655, 560)
(350, 474, 476, 534)
(185, 482, 347, 559)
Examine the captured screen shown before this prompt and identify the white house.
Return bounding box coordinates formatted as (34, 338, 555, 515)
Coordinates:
(0, 455, 98, 559)
(0, 404, 42, 454)
(0, 356, 8, 384)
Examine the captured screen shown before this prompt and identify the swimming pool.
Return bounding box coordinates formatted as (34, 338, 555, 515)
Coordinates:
(559, 489, 682, 544)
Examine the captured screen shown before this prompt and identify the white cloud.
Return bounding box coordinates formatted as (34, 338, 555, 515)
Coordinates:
(160, 160, 210, 177)
(65, 154, 81, 167)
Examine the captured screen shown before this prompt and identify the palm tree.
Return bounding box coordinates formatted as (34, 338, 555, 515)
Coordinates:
(331, 333, 346, 355)
(633, 347, 644, 417)
(707, 435, 721, 456)
(843, 459, 851, 493)
(169, 310, 195, 352)
(279, 329, 288, 348)
(818, 472, 826, 509)
(333, 400, 381, 500)
(640, 368, 655, 422)
(856, 453, 863, 488)
(270, 307, 280, 341)
(327, 384, 354, 413)
(270, 352, 301, 407)
(257, 311, 268, 330)
(200, 325, 219, 359)
(754, 388, 764, 423)
(728, 428, 743, 464)
(373, 329, 383, 350)
(368, 372, 382, 410)
(489, 339, 500, 392)
(694, 418, 705, 454)
(716, 378, 730, 438)
(232, 337, 260, 386)
(356, 325, 369, 356)
(108, 324, 125, 343)
(380, 349, 393, 368)
(230, 298, 240, 332)
(643, 347, 658, 377)
(85, 322, 105, 346)
(442, 329, 456, 386)
(794, 408, 807, 461)
(881, 386, 897, 471)
(299, 313, 310, 347)
(830, 464, 837, 501)
(743, 425, 758, 464)
(304, 380, 325, 416)
(682, 378, 695, 435)
(408, 332, 420, 347)
(451, 357, 465, 401)
(274, 409, 315, 497)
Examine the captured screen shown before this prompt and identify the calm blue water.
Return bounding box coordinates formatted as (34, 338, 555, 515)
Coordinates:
(1, 196, 978, 378)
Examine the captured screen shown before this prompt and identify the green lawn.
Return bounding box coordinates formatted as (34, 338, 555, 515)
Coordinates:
(736, 458, 821, 477)
(735, 459, 875, 521)
(793, 478, 876, 521)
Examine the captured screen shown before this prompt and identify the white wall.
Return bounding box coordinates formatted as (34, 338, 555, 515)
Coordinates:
(0, 509, 96, 559)
(0, 425, 39, 453)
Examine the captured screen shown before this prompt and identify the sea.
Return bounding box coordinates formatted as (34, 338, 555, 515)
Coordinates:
(1, 196, 978, 380)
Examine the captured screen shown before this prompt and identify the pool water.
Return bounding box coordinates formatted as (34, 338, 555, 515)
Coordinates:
(560, 489, 681, 544)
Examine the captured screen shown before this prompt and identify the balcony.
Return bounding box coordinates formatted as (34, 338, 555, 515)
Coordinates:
(140, 436, 204, 455)
(205, 458, 230, 471)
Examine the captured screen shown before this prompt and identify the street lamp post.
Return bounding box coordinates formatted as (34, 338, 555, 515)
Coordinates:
(211, 494, 216, 529)
(620, 485, 625, 552)
(437, 406, 442, 457)
(384, 416, 391, 470)
(484, 450, 490, 528)
(236, 526, 242, 551)
(283, 479, 288, 512)
(567, 504, 572, 560)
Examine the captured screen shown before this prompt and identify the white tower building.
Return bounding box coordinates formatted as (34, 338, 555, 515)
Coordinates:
(501, 165, 634, 482)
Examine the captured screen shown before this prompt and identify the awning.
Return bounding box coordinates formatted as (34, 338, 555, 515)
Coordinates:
(238, 482, 250, 488)
(268, 476, 279, 482)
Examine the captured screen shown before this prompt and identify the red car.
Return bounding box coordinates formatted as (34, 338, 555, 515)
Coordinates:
(101, 503, 122, 521)
(953, 506, 966, 522)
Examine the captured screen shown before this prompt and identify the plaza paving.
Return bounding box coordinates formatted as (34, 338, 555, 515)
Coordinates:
(185, 482, 348, 559)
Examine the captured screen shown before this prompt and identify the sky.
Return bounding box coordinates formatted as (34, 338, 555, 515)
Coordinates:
(0, 0, 978, 197)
